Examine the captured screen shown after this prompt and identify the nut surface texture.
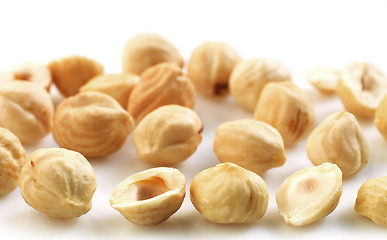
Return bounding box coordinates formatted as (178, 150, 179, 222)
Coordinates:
(213, 119, 286, 174)
(190, 162, 269, 224)
(18, 148, 97, 219)
(122, 33, 184, 75)
(306, 111, 369, 177)
(374, 95, 387, 141)
(305, 66, 340, 94)
(110, 167, 185, 226)
(276, 163, 343, 226)
(0, 128, 26, 194)
(230, 58, 292, 112)
(53, 91, 134, 157)
(128, 62, 195, 122)
(254, 81, 316, 146)
(187, 41, 241, 98)
(133, 105, 202, 166)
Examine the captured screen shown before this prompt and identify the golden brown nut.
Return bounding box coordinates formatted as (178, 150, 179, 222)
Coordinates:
(276, 163, 343, 226)
(122, 33, 184, 75)
(337, 62, 387, 118)
(306, 111, 369, 177)
(355, 176, 387, 227)
(254, 81, 316, 146)
(374, 95, 387, 141)
(213, 119, 286, 174)
(133, 105, 202, 166)
(305, 66, 340, 94)
(0, 128, 26, 194)
(190, 162, 269, 224)
(52, 91, 134, 157)
(187, 41, 241, 98)
(19, 148, 96, 219)
(48, 55, 103, 97)
(80, 73, 139, 109)
(229, 59, 292, 112)
(0, 81, 54, 144)
(110, 167, 185, 226)
(128, 62, 195, 122)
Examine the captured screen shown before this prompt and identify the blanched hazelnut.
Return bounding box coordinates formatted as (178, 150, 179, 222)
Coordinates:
(374, 95, 387, 141)
(305, 66, 340, 94)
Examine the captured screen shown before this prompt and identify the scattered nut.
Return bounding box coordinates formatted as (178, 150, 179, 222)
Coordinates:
(187, 41, 241, 98)
(254, 81, 316, 146)
(337, 62, 387, 118)
(133, 105, 202, 166)
(122, 33, 184, 75)
(0, 128, 26, 194)
(52, 91, 134, 157)
(128, 62, 195, 122)
(48, 55, 103, 97)
(190, 162, 269, 224)
(213, 119, 286, 174)
(110, 167, 185, 226)
(230, 58, 292, 112)
(374, 95, 387, 141)
(306, 111, 369, 177)
(0, 81, 54, 144)
(305, 66, 340, 94)
(276, 163, 343, 226)
(18, 148, 97, 219)
(355, 176, 387, 227)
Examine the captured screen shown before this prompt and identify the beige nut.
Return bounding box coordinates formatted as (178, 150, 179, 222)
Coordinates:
(190, 162, 269, 224)
(128, 62, 195, 122)
(122, 33, 184, 75)
(305, 66, 340, 94)
(254, 81, 316, 146)
(133, 105, 203, 166)
(52, 91, 134, 157)
(0, 62, 52, 91)
(306, 111, 369, 177)
(19, 148, 97, 219)
(337, 62, 387, 119)
(213, 119, 286, 174)
(0, 81, 54, 144)
(374, 95, 387, 141)
(187, 41, 241, 98)
(110, 167, 185, 226)
(49, 55, 103, 97)
(276, 163, 343, 226)
(0, 128, 26, 194)
(80, 73, 139, 109)
(230, 59, 292, 112)
(355, 176, 387, 227)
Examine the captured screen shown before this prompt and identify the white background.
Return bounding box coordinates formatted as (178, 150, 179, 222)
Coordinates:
(1, 0, 387, 239)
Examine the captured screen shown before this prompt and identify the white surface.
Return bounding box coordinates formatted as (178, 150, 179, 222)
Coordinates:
(1, 0, 387, 239)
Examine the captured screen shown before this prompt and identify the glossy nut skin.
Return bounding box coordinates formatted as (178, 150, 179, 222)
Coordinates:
(0, 128, 26, 194)
(122, 33, 184, 75)
(52, 91, 134, 157)
(0, 81, 54, 144)
(128, 62, 195, 122)
(133, 105, 203, 166)
(18, 148, 97, 219)
(187, 41, 241, 98)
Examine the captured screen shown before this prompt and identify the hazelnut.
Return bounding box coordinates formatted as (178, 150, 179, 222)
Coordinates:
(305, 66, 340, 94)
(374, 95, 387, 141)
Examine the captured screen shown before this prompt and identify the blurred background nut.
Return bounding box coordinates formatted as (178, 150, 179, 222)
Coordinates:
(305, 66, 340, 94)
(0, 81, 54, 145)
(213, 119, 286, 174)
(128, 62, 195, 122)
(122, 32, 184, 75)
(337, 62, 387, 119)
(52, 91, 134, 157)
(276, 163, 343, 226)
(49, 55, 103, 97)
(374, 95, 387, 141)
(355, 176, 387, 227)
(187, 41, 241, 98)
(254, 81, 316, 146)
(0, 128, 26, 195)
(133, 105, 202, 166)
(190, 162, 269, 224)
(80, 73, 139, 109)
(229, 58, 292, 112)
(306, 111, 369, 177)
(18, 148, 96, 219)
(110, 167, 185, 226)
